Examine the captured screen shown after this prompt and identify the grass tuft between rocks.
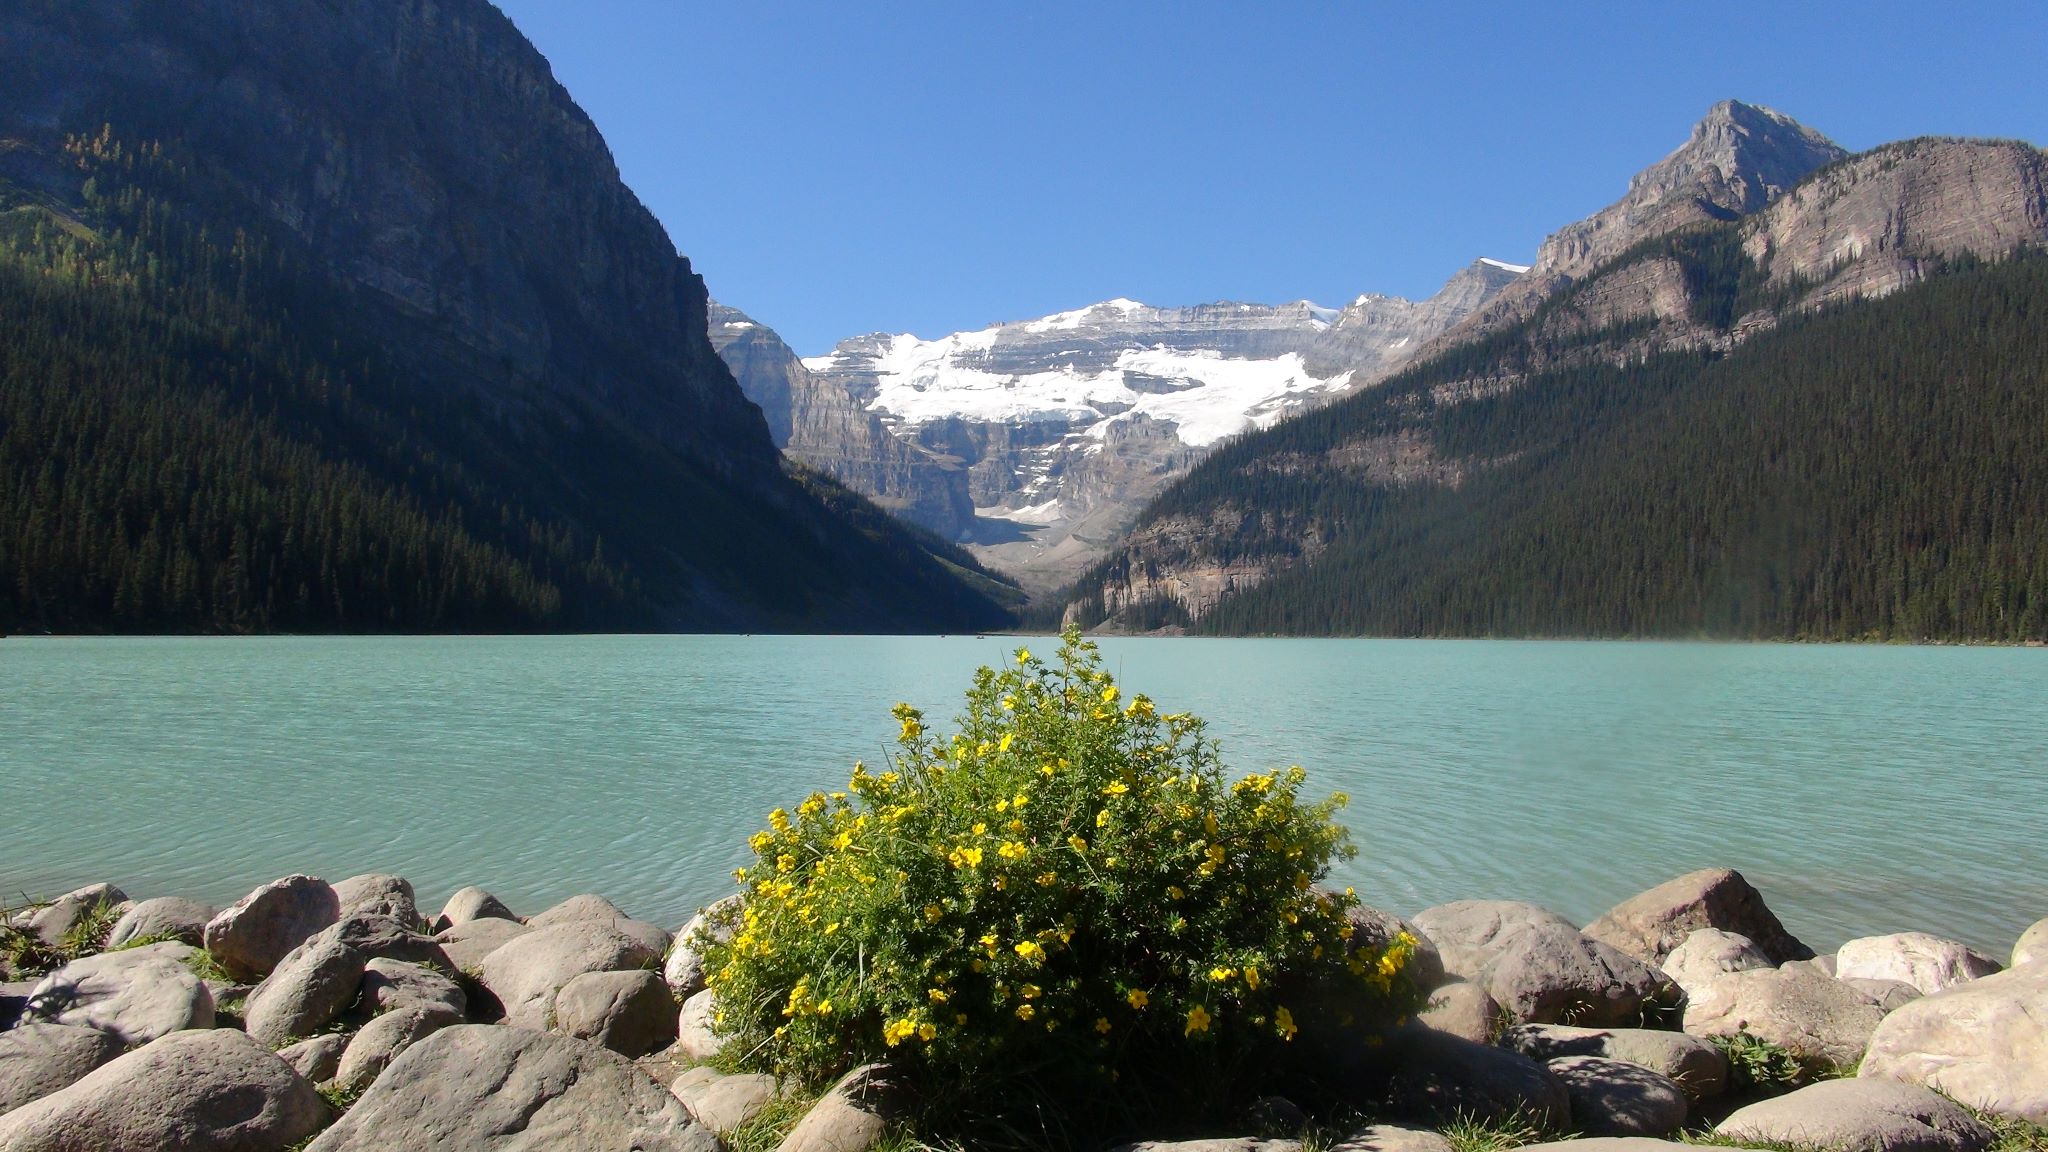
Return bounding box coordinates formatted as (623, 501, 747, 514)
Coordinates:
(1437, 1109, 1552, 1152)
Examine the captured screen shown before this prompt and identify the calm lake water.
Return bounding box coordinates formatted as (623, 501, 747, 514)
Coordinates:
(3, 635, 2043, 955)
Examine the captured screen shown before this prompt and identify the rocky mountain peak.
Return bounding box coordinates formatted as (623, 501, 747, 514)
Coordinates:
(1533, 100, 1848, 280)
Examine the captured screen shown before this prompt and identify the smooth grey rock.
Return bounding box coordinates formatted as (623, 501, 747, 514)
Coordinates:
(1859, 962, 2048, 1122)
(1328, 1124, 1454, 1152)
(0, 1028, 326, 1151)
(1583, 869, 1813, 966)
(25, 943, 214, 1044)
(305, 1024, 716, 1151)
(204, 875, 340, 983)
(675, 988, 720, 1062)
(1661, 928, 1774, 999)
(1837, 932, 2003, 995)
(0, 1024, 124, 1117)
(674, 1070, 779, 1137)
(278, 1033, 348, 1086)
(474, 923, 659, 1030)
(527, 893, 630, 927)
(1684, 964, 1885, 1069)
(1378, 1026, 1569, 1127)
(315, 913, 452, 970)
(1718, 1078, 1994, 1152)
(434, 918, 532, 973)
(1503, 1023, 1728, 1100)
(610, 918, 676, 960)
(774, 1063, 906, 1152)
(1846, 978, 1925, 1014)
(1548, 1055, 1689, 1137)
(1417, 981, 1501, 1044)
(331, 1004, 462, 1094)
(2014, 918, 2048, 969)
(356, 958, 465, 1020)
(1410, 901, 1683, 1027)
(663, 895, 741, 1001)
(331, 874, 419, 927)
(671, 1064, 722, 1093)
(431, 887, 516, 933)
(553, 969, 677, 1057)
(19, 885, 127, 950)
(105, 898, 215, 949)
(244, 936, 367, 1048)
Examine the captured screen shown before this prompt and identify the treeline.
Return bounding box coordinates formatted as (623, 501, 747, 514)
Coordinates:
(1054, 240, 2048, 641)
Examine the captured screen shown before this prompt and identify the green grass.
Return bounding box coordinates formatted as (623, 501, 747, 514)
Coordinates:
(1437, 1109, 1553, 1152)
(1710, 1032, 1831, 1097)
(717, 1089, 822, 1152)
(0, 895, 125, 977)
(1976, 1108, 2048, 1152)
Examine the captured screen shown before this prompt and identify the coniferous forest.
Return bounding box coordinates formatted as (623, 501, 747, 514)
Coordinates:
(0, 131, 1018, 634)
(1056, 242, 2048, 641)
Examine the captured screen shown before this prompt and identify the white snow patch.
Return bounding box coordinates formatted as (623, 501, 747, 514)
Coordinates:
(1480, 258, 1531, 273)
(983, 498, 1065, 525)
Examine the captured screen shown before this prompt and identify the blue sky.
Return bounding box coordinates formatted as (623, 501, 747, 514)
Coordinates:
(493, 1, 2047, 354)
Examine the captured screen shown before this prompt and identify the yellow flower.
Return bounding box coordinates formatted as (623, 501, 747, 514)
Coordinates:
(1016, 647, 1032, 663)
(1095, 809, 1110, 828)
(1068, 836, 1088, 853)
(900, 717, 922, 742)
(816, 1000, 833, 1016)
(1094, 1017, 1112, 1034)
(1014, 940, 1047, 963)
(824, 922, 840, 935)
(923, 904, 943, 922)
(1020, 983, 1042, 1000)
(1167, 885, 1185, 900)
(995, 798, 1009, 813)
(918, 1022, 938, 1041)
(955, 845, 984, 868)
(1015, 1004, 1036, 1021)
(999, 732, 1015, 753)
(1126, 989, 1149, 1010)
(1102, 781, 1129, 796)
(748, 831, 773, 852)
(776, 853, 796, 873)
(1008, 819, 1026, 834)
(1101, 685, 1119, 704)
(1209, 966, 1235, 982)
(928, 988, 950, 1003)
(1204, 812, 1220, 836)
(882, 1018, 917, 1047)
(1244, 966, 1261, 990)
(998, 841, 1028, 861)
(769, 808, 791, 833)
(979, 933, 1000, 955)
(1035, 872, 1058, 887)
(1185, 1005, 1211, 1035)
(1012, 793, 1029, 808)
(1275, 1006, 1297, 1040)
(972, 822, 987, 836)
(799, 795, 825, 817)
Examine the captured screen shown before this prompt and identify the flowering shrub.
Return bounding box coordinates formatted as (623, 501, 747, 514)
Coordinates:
(701, 630, 1423, 1127)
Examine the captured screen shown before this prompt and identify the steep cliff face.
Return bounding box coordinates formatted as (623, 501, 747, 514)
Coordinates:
(719, 261, 1517, 592)
(0, 0, 1014, 632)
(1054, 122, 2048, 634)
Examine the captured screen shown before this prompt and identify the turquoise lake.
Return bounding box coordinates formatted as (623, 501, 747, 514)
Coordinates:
(2, 635, 2042, 955)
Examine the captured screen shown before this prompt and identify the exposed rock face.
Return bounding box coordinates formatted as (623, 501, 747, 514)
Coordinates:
(473, 923, 659, 1030)
(1411, 901, 1683, 1027)
(1545, 1055, 1689, 1138)
(25, 943, 215, 1045)
(773, 1063, 907, 1152)
(1859, 963, 2048, 1123)
(1835, 932, 2003, 995)
(105, 898, 215, 950)
(1717, 1079, 1994, 1152)
(202, 876, 340, 984)
(0, 1025, 124, 1118)
(718, 264, 1518, 592)
(1376, 1027, 1570, 1127)
(1682, 964, 1886, 1068)
(1503, 1024, 1729, 1101)
(242, 935, 367, 1048)
(1584, 869, 1813, 967)
(1659, 929, 1775, 999)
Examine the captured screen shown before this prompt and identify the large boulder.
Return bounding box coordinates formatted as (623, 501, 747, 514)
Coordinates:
(774, 1063, 906, 1152)
(673, 1071, 780, 1137)
(1583, 869, 1812, 966)
(675, 989, 721, 1062)
(1328, 1125, 1453, 1152)
(1410, 901, 1682, 1027)
(552, 969, 677, 1057)
(17, 885, 127, 951)
(663, 895, 742, 1001)
(431, 887, 516, 933)
(0, 1028, 327, 1151)
(1503, 1023, 1728, 1101)
(434, 918, 532, 973)
(356, 958, 465, 1020)
(330, 1004, 462, 1094)
(2013, 918, 2047, 969)
(527, 894, 630, 927)
(1859, 962, 2048, 1122)
(1659, 929, 1774, 1000)
(1836, 933, 2003, 995)
(474, 923, 659, 1030)
(24, 943, 214, 1044)
(317, 913, 452, 969)
(1417, 981, 1500, 1044)
(1717, 1078, 1994, 1152)
(0, 1024, 124, 1117)
(1375, 1026, 1569, 1128)
(1846, 978, 1925, 1014)
(331, 875, 419, 927)
(305, 1024, 716, 1151)
(203, 875, 340, 983)
(243, 935, 368, 1048)
(1546, 1055, 1688, 1137)
(105, 898, 215, 950)
(277, 1034, 348, 1086)
(1683, 964, 1886, 1069)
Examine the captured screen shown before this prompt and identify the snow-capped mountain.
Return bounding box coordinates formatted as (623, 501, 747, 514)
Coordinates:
(716, 259, 1523, 591)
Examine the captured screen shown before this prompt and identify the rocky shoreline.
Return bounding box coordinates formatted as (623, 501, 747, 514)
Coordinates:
(1, 868, 2042, 1151)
